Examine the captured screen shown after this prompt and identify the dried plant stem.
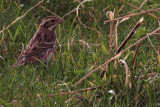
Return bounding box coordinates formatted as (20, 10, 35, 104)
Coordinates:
(147, 37, 158, 55)
(114, 20, 121, 88)
(158, 20, 160, 61)
(73, 53, 122, 87)
(153, 33, 160, 35)
(40, 5, 58, 16)
(129, 43, 140, 88)
(73, 27, 160, 87)
(114, 21, 119, 55)
(119, 60, 129, 86)
(40, 5, 78, 19)
(117, 17, 144, 53)
(0, 0, 44, 34)
(122, 28, 160, 54)
(119, 0, 160, 20)
(37, 77, 55, 89)
(76, 0, 101, 35)
(106, 11, 115, 85)
(104, 8, 160, 24)
(132, 43, 140, 69)
(49, 86, 101, 97)
(142, 45, 160, 47)
(114, 21, 119, 85)
(63, 8, 78, 18)
(139, 0, 148, 8)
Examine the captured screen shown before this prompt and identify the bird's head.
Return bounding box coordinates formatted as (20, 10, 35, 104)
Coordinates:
(40, 16, 63, 31)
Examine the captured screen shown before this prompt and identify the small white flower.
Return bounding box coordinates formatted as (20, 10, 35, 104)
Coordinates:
(0, 55, 3, 60)
(108, 90, 115, 95)
(20, 4, 24, 7)
(108, 90, 116, 100)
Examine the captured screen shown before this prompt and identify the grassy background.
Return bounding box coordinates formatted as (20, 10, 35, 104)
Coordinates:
(0, 0, 160, 106)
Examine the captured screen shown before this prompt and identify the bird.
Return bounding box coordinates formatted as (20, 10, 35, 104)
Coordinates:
(12, 16, 63, 68)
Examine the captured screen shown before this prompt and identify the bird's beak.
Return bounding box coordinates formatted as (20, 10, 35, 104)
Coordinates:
(58, 18, 64, 24)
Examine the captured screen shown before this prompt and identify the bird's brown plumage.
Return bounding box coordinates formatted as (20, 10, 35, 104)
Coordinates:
(12, 16, 63, 68)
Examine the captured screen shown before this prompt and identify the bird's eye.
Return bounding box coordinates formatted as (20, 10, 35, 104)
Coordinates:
(51, 20, 55, 22)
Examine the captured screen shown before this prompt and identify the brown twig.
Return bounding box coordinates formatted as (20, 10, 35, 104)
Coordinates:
(158, 20, 160, 65)
(63, 8, 78, 18)
(40, 5, 58, 16)
(122, 27, 160, 55)
(139, 0, 148, 9)
(119, 0, 160, 20)
(104, 8, 160, 24)
(153, 33, 160, 35)
(73, 27, 160, 87)
(132, 43, 140, 69)
(0, 0, 44, 34)
(49, 86, 101, 97)
(113, 20, 119, 86)
(73, 52, 122, 87)
(76, 0, 102, 36)
(40, 5, 79, 19)
(117, 17, 144, 53)
(106, 11, 115, 84)
(129, 43, 140, 88)
(119, 60, 129, 86)
(37, 77, 55, 89)
(141, 45, 160, 47)
(1, 0, 12, 13)
(147, 37, 159, 55)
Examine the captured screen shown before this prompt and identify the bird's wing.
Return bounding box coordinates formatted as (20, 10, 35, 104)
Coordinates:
(17, 26, 56, 62)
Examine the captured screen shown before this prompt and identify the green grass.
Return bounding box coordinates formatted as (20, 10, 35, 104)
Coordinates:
(0, 0, 160, 106)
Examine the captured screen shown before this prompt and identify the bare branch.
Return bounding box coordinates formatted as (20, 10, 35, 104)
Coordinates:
(104, 8, 160, 23)
(0, 0, 45, 34)
(117, 17, 144, 53)
(73, 27, 160, 87)
(49, 86, 101, 97)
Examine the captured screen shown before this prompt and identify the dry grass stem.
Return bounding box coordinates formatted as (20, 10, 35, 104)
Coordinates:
(49, 86, 101, 97)
(132, 43, 140, 69)
(147, 37, 158, 55)
(153, 33, 160, 35)
(0, 26, 5, 47)
(123, 51, 134, 61)
(158, 20, 160, 58)
(114, 20, 119, 73)
(72, 53, 122, 87)
(104, 8, 160, 23)
(119, 0, 160, 20)
(106, 11, 115, 83)
(119, 60, 129, 87)
(121, 27, 160, 53)
(40, 5, 59, 17)
(118, 5, 124, 14)
(0, 0, 44, 34)
(129, 43, 140, 88)
(63, 8, 78, 18)
(139, 0, 148, 8)
(73, 27, 160, 87)
(1, 0, 12, 13)
(117, 17, 144, 53)
(101, 5, 110, 13)
(37, 77, 55, 89)
(114, 21, 119, 54)
(114, 17, 129, 74)
(76, 0, 102, 35)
